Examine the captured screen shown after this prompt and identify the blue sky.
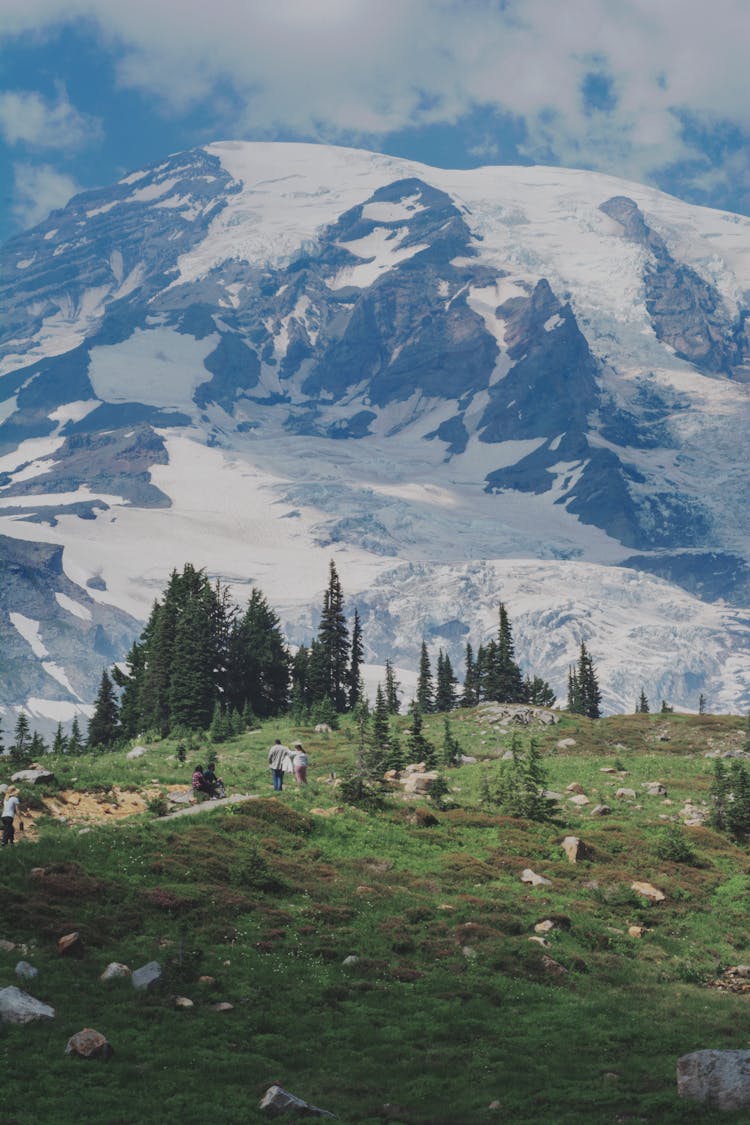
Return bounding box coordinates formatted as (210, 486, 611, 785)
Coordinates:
(2, 1, 750, 244)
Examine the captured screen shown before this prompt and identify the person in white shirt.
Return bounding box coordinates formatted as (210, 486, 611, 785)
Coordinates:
(2, 787, 21, 846)
(292, 741, 309, 785)
(267, 739, 292, 791)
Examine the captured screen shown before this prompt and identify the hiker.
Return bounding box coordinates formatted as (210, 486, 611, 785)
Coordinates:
(268, 739, 292, 791)
(2, 786, 21, 846)
(203, 761, 225, 799)
(292, 741, 309, 785)
(191, 764, 212, 800)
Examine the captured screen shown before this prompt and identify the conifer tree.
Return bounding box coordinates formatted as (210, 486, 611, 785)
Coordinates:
(387, 728, 405, 773)
(68, 716, 84, 755)
(699, 693, 707, 715)
(316, 561, 350, 712)
(435, 650, 458, 712)
(660, 699, 674, 714)
(226, 588, 290, 718)
(416, 642, 434, 714)
(51, 723, 66, 755)
(522, 675, 556, 707)
(13, 712, 30, 757)
(636, 688, 649, 714)
(29, 731, 48, 757)
(483, 604, 524, 703)
(461, 643, 480, 707)
(384, 659, 401, 714)
(348, 609, 364, 710)
(87, 669, 120, 749)
(568, 642, 601, 718)
(169, 587, 219, 731)
(371, 685, 391, 753)
(407, 701, 436, 767)
(0, 718, 4, 754)
(361, 685, 390, 779)
(441, 716, 462, 767)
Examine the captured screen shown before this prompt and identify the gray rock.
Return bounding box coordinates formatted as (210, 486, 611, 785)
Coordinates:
(14, 961, 38, 981)
(521, 868, 552, 887)
(590, 804, 612, 816)
(259, 1083, 336, 1117)
(615, 787, 637, 799)
(10, 768, 55, 786)
(459, 755, 477, 764)
(644, 782, 668, 796)
(561, 836, 593, 863)
(65, 1028, 114, 1060)
(131, 960, 162, 991)
(126, 745, 147, 760)
(677, 1049, 750, 1110)
(0, 986, 54, 1025)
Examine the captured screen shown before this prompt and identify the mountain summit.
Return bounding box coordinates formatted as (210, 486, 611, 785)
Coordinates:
(0, 142, 748, 722)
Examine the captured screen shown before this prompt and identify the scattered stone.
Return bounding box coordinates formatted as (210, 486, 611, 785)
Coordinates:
(615, 787, 637, 800)
(314, 723, 332, 733)
(543, 789, 564, 801)
(590, 804, 612, 816)
(131, 961, 162, 991)
(501, 750, 514, 761)
(556, 738, 576, 749)
(15, 961, 37, 981)
(628, 926, 648, 938)
(462, 946, 477, 959)
(561, 836, 594, 863)
(259, 1083, 336, 1117)
(541, 955, 567, 976)
(168, 790, 193, 805)
(65, 1028, 113, 1060)
(644, 782, 668, 797)
(460, 755, 477, 764)
(600, 767, 618, 773)
(677, 1050, 750, 1110)
(709, 966, 750, 993)
(528, 936, 549, 947)
(401, 770, 440, 796)
(566, 782, 585, 794)
(534, 920, 556, 934)
(100, 962, 130, 982)
(0, 986, 55, 1025)
(631, 881, 666, 902)
(10, 768, 55, 786)
(174, 996, 194, 1009)
(0, 939, 16, 952)
(681, 802, 708, 826)
(521, 868, 552, 887)
(198, 975, 216, 986)
(342, 956, 359, 966)
(488, 1101, 502, 1111)
(310, 807, 344, 817)
(211, 1002, 234, 1012)
(126, 745, 147, 760)
(568, 794, 590, 807)
(57, 932, 84, 958)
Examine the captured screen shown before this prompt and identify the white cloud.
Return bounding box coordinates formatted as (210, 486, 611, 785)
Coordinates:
(12, 162, 80, 227)
(0, 88, 102, 150)
(1, 0, 749, 188)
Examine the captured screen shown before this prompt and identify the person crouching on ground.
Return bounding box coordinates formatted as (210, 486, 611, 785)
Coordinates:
(268, 738, 292, 791)
(292, 741, 308, 785)
(191, 764, 212, 801)
(2, 786, 21, 846)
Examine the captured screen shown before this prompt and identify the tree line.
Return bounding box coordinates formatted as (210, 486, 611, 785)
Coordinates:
(2, 560, 603, 756)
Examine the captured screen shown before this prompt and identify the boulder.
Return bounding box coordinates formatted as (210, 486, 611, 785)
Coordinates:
(644, 782, 668, 797)
(0, 986, 54, 1025)
(521, 868, 552, 887)
(565, 782, 585, 794)
(561, 836, 594, 863)
(0, 939, 16, 952)
(211, 1002, 234, 1012)
(259, 1083, 336, 1117)
(10, 768, 55, 786)
(126, 746, 147, 760)
(65, 1028, 113, 1060)
(556, 738, 576, 749)
(534, 920, 556, 934)
(100, 962, 131, 982)
(677, 1050, 750, 1110)
(174, 996, 194, 1009)
(590, 804, 612, 816)
(58, 932, 84, 958)
(314, 724, 332, 733)
(401, 771, 439, 795)
(631, 881, 666, 902)
(460, 755, 477, 764)
(131, 960, 162, 991)
(15, 961, 38, 981)
(615, 787, 637, 800)
(568, 794, 590, 807)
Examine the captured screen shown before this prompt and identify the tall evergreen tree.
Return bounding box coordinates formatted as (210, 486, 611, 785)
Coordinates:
(51, 723, 67, 755)
(226, 588, 290, 718)
(348, 609, 364, 710)
(416, 642, 435, 714)
(435, 650, 458, 712)
(87, 670, 120, 749)
(407, 701, 436, 768)
(636, 688, 649, 714)
(461, 643, 480, 707)
(315, 561, 350, 712)
(483, 604, 524, 703)
(522, 675, 556, 707)
(13, 712, 30, 756)
(568, 642, 601, 718)
(384, 659, 401, 715)
(441, 716, 462, 767)
(68, 716, 84, 755)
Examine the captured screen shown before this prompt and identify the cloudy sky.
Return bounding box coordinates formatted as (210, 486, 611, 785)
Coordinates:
(1, 0, 749, 242)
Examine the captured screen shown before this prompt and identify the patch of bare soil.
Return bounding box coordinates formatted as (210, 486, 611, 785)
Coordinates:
(20, 785, 188, 840)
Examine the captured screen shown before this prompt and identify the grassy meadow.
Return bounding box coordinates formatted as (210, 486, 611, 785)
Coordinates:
(2, 707, 750, 1123)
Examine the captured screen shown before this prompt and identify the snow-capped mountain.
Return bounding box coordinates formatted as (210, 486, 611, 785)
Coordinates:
(0, 141, 749, 723)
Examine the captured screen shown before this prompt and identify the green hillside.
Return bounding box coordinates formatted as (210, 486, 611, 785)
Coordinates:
(2, 707, 750, 1123)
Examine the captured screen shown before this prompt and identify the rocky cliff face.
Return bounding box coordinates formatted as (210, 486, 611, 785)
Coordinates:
(0, 142, 748, 721)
